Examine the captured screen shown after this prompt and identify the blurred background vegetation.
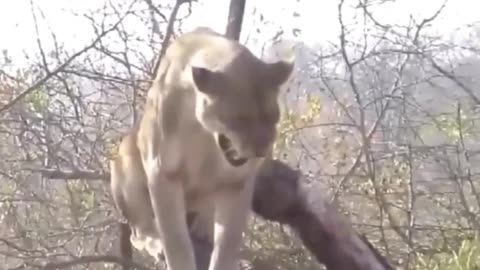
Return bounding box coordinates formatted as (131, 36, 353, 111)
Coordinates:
(0, 0, 479, 269)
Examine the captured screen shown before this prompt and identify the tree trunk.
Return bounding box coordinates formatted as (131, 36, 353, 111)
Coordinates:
(225, 0, 246, 41)
(118, 223, 133, 270)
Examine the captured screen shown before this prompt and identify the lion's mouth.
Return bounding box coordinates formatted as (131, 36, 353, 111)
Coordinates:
(217, 134, 248, 167)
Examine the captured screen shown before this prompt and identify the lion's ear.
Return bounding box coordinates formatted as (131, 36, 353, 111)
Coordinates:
(191, 66, 218, 95)
(266, 59, 295, 88)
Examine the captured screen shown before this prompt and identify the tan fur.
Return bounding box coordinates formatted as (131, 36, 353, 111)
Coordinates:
(110, 27, 294, 270)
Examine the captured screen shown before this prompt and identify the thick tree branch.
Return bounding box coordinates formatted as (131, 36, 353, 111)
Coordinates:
(252, 160, 394, 270)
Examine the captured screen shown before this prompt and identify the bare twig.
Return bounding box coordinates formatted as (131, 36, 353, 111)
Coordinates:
(40, 255, 151, 270)
(454, 102, 480, 230)
(0, 9, 132, 115)
(29, 0, 50, 74)
(144, 0, 168, 24)
(28, 168, 109, 181)
(151, 0, 191, 78)
(405, 144, 417, 269)
(430, 60, 480, 105)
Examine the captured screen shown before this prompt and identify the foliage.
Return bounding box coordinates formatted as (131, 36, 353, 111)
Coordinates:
(424, 108, 476, 143)
(24, 87, 50, 114)
(414, 235, 480, 270)
(274, 94, 321, 156)
(1, 0, 480, 269)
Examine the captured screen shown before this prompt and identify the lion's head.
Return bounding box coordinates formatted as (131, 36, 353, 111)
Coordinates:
(191, 45, 294, 167)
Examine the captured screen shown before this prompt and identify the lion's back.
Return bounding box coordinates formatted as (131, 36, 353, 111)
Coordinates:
(164, 28, 244, 74)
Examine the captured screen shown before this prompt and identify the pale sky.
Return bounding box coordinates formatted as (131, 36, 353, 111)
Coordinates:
(0, 0, 477, 64)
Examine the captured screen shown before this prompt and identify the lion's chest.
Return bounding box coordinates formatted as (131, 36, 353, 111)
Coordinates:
(161, 128, 255, 204)
(156, 86, 258, 205)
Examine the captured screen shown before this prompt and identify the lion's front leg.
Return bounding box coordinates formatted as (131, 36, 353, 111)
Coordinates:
(146, 157, 197, 270)
(208, 176, 256, 270)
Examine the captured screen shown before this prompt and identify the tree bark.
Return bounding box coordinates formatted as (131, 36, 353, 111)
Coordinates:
(118, 223, 133, 270)
(251, 160, 394, 270)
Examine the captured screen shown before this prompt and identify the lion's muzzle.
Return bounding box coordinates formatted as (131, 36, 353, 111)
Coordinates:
(216, 133, 248, 167)
(215, 131, 273, 167)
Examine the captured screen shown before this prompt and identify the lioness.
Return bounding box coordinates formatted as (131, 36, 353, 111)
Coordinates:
(110, 27, 294, 270)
